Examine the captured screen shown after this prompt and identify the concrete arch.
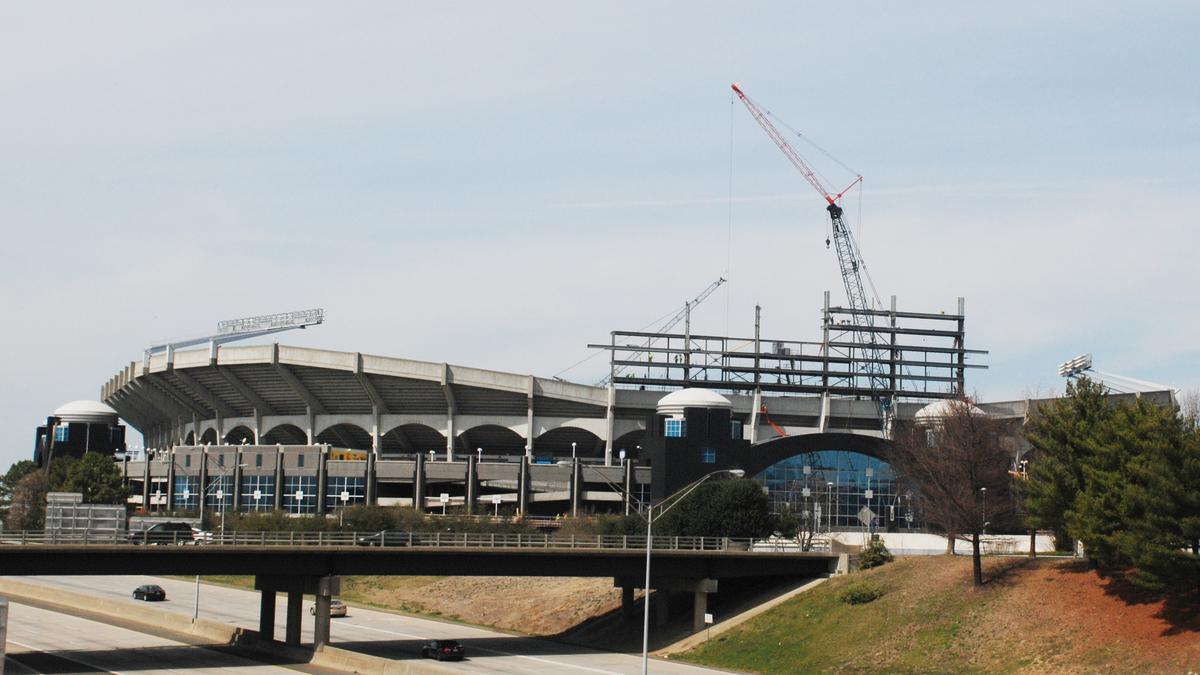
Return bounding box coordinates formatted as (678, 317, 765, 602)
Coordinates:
(381, 424, 446, 454)
(535, 426, 603, 459)
(740, 432, 891, 479)
(184, 431, 196, 445)
(261, 423, 307, 445)
(198, 428, 218, 445)
(224, 425, 256, 444)
(460, 424, 526, 455)
(315, 423, 372, 450)
(612, 429, 648, 460)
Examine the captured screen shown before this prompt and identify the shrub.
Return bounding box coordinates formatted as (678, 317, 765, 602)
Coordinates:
(859, 539, 894, 569)
(839, 582, 884, 605)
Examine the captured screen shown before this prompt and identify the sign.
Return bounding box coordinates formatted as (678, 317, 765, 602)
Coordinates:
(253, 489, 263, 500)
(864, 489, 874, 500)
(181, 489, 191, 500)
(801, 487, 811, 498)
(295, 490, 305, 502)
(704, 613, 714, 625)
(814, 503, 822, 520)
(857, 506, 876, 527)
(215, 490, 224, 500)
(340, 490, 350, 503)
(439, 493, 450, 504)
(492, 495, 502, 505)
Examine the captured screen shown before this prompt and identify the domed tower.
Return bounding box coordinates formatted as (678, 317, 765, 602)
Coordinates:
(646, 388, 748, 499)
(34, 400, 126, 467)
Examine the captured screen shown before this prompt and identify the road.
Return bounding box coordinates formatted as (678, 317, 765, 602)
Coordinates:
(12, 575, 725, 674)
(5, 600, 317, 674)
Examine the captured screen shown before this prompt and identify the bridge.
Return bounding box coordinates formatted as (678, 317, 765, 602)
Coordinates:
(0, 533, 837, 648)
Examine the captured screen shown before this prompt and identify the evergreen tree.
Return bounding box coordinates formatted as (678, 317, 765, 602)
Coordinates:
(1020, 377, 1110, 548)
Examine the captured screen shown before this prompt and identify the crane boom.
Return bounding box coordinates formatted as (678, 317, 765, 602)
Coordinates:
(731, 84, 889, 399)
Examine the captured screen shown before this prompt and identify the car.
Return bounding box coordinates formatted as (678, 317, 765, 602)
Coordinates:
(132, 584, 166, 601)
(309, 599, 348, 617)
(190, 527, 214, 544)
(130, 522, 196, 545)
(420, 639, 464, 661)
(355, 530, 411, 547)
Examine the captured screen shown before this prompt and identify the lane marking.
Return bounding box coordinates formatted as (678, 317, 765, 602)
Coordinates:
(7, 638, 124, 675)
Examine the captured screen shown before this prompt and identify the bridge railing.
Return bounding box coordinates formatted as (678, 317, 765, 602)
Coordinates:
(0, 530, 825, 552)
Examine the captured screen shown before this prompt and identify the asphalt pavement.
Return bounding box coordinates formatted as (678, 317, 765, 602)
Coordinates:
(12, 575, 726, 674)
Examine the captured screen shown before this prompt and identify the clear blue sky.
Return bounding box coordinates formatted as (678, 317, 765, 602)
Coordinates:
(2, 2, 1198, 466)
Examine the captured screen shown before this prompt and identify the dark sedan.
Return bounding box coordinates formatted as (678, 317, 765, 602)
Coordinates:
(420, 639, 464, 661)
(133, 584, 166, 601)
(355, 530, 412, 547)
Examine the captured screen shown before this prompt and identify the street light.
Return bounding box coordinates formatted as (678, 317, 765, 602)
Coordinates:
(477, 447, 483, 463)
(636, 469, 744, 675)
(980, 487, 988, 535)
(571, 441, 577, 460)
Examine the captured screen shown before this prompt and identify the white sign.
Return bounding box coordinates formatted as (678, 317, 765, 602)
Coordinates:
(864, 489, 874, 500)
(704, 613, 714, 625)
(439, 493, 450, 504)
(295, 490, 305, 501)
(340, 490, 350, 503)
(253, 489, 263, 500)
(181, 489, 191, 500)
(492, 495, 502, 505)
(801, 487, 811, 498)
(215, 489, 225, 500)
(857, 506, 876, 527)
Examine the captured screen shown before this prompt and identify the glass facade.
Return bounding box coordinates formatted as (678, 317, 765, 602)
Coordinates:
(757, 450, 919, 531)
(240, 475, 275, 512)
(205, 475, 233, 511)
(325, 476, 365, 510)
(282, 476, 317, 514)
(172, 476, 199, 510)
(700, 447, 716, 464)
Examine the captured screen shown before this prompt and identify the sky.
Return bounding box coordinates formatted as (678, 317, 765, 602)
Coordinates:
(2, 2, 1198, 467)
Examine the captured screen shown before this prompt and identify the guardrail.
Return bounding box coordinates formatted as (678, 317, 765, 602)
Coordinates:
(0, 530, 831, 552)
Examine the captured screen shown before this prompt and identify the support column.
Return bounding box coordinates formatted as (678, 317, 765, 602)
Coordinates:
(623, 458, 634, 516)
(445, 416, 455, 462)
(365, 450, 377, 506)
(273, 448, 284, 511)
(165, 448, 176, 509)
(316, 447, 328, 516)
(413, 453, 426, 512)
(306, 406, 315, 444)
(142, 455, 151, 512)
(693, 588, 709, 634)
(749, 389, 762, 443)
(526, 376, 536, 456)
(604, 384, 616, 466)
(465, 456, 477, 516)
(517, 455, 530, 516)
(285, 591, 303, 646)
(198, 448, 209, 514)
(232, 446, 244, 514)
(259, 588, 277, 642)
(253, 409, 262, 444)
(569, 458, 581, 518)
(313, 575, 338, 650)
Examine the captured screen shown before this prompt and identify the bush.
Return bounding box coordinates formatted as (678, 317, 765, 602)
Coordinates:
(859, 539, 894, 569)
(839, 582, 884, 605)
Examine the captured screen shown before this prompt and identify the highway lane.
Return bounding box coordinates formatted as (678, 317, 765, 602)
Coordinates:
(4, 601, 311, 674)
(15, 575, 723, 674)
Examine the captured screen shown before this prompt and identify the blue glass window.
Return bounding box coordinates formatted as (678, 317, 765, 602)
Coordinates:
(173, 476, 199, 510)
(325, 476, 365, 510)
(240, 475, 275, 512)
(700, 447, 716, 464)
(730, 420, 744, 440)
(205, 475, 233, 511)
(54, 426, 69, 442)
(282, 476, 317, 514)
(664, 419, 686, 438)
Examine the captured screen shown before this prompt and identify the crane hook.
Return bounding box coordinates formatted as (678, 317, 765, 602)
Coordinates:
(825, 236, 831, 249)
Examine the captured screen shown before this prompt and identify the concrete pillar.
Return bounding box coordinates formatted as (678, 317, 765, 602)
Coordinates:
(413, 453, 426, 512)
(623, 459, 634, 516)
(198, 448, 209, 513)
(253, 409, 262, 444)
(569, 458, 581, 518)
(273, 448, 284, 511)
(258, 588, 276, 642)
(371, 409, 381, 454)
(141, 455, 151, 512)
(365, 451, 377, 505)
(313, 594, 331, 649)
(232, 447, 244, 514)
(165, 448, 176, 509)
(465, 456, 477, 515)
(445, 416, 455, 462)
(285, 591, 303, 645)
(517, 456, 529, 516)
(316, 447, 328, 516)
(692, 588, 709, 634)
(525, 379, 536, 456)
(604, 384, 616, 466)
(306, 407, 315, 444)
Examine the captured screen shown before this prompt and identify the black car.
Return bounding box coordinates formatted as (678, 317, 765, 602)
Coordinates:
(420, 640, 464, 661)
(133, 584, 166, 601)
(355, 530, 412, 547)
(130, 522, 195, 545)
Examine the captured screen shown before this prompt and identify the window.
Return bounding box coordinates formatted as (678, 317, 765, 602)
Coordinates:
(325, 476, 365, 510)
(54, 425, 69, 442)
(255, 453, 263, 468)
(240, 475, 275, 512)
(298, 454, 305, 468)
(700, 447, 716, 464)
(664, 419, 686, 438)
(205, 475, 233, 511)
(217, 454, 225, 467)
(173, 476, 199, 510)
(730, 420, 744, 440)
(282, 476, 317, 514)
(184, 455, 191, 468)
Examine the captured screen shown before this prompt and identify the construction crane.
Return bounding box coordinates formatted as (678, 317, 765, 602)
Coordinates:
(601, 277, 726, 385)
(731, 83, 891, 412)
(144, 308, 325, 366)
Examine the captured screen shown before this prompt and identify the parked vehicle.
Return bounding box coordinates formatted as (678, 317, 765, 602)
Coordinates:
(420, 639, 464, 661)
(132, 584, 166, 601)
(355, 530, 411, 547)
(130, 522, 195, 545)
(309, 599, 348, 617)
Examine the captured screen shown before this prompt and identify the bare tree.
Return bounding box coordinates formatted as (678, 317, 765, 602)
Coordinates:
(887, 399, 1015, 587)
(6, 470, 48, 531)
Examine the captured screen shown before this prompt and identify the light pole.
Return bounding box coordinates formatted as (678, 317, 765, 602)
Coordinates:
(477, 447, 483, 463)
(571, 441, 577, 460)
(980, 487, 988, 535)
(826, 482, 833, 534)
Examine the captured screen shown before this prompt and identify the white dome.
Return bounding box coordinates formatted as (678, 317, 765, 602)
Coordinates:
(656, 388, 733, 416)
(53, 400, 119, 424)
(914, 399, 987, 425)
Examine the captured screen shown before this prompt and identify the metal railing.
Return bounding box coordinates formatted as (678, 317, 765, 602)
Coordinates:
(0, 530, 834, 553)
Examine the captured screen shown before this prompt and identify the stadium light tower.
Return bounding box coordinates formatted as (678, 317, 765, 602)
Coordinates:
(144, 308, 325, 366)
